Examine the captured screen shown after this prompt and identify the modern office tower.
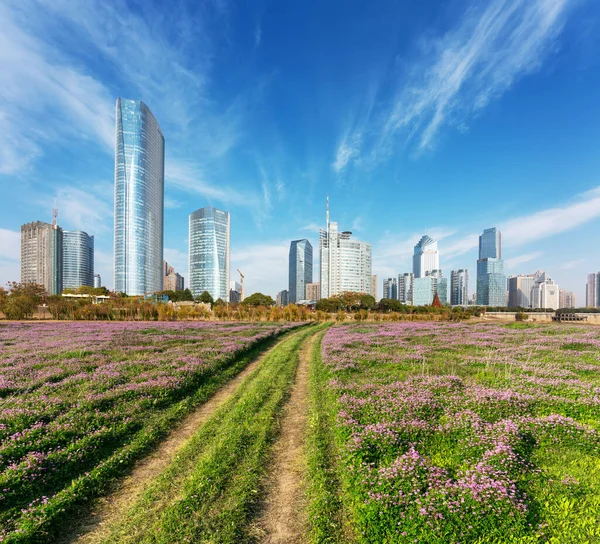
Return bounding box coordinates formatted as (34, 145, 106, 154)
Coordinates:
(229, 280, 242, 303)
(289, 239, 313, 303)
(413, 235, 439, 278)
(189, 206, 230, 301)
(276, 289, 289, 307)
(476, 227, 506, 306)
(559, 289, 576, 309)
(398, 273, 414, 305)
(63, 230, 94, 289)
(306, 282, 321, 301)
(586, 273, 600, 307)
(319, 200, 372, 298)
(429, 269, 448, 305)
(450, 269, 468, 305)
(507, 272, 540, 308)
(163, 260, 184, 291)
(382, 277, 398, 300)
(21, 220, 63, 295)
(371, 274, 378, 301)
(94, 274, 101, 289)
(531, 272, 559, 310)
(413, 277, 435, 306)
(114, 98, 165, 295)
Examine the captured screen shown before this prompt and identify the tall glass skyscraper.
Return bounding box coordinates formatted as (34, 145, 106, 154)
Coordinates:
(476, 227, 506, 306)
(114, 98, 165, 295)
(189, 206, 230, 301)
(63, 230, 94, 289)
(413, 235, 439, 278)
(289, 239, 313, 303)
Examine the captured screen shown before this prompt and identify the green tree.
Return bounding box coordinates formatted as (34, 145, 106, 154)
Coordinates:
(242, 293, 275, 307)
(377, 298, 404, 313)
(181, 288, 194, 301)
(196, 291, 215, 305)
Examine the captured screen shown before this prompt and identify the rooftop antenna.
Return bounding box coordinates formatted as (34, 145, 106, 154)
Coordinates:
(326, 195, 329, 228)
(52, 201, 58, 227)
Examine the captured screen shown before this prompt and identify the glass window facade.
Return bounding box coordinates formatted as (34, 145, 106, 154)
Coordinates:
(63, 230, 94, 289)
(476, 258, 506, 306)
(189, 206, 230, 301)
(114, 98, 164, 296)
(289, 239, 313, 303)
(479, 228, 501, 259)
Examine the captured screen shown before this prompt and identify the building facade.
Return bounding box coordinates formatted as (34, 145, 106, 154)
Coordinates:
(114, 98, 165, 295)
(21, 221, 63, 295)
(320, 214, 372, 298)
(398, 273, 414, 305)
(305, 282, 321, 301)
(586, 273, 599, 307)
(413, 235, 439, 278)
(63, 231, 94, 290)
(94, 274, 102, 289)
(559, 289, 576, 309)
(383, 277, 398, 300)
(289, 239, 313, 303)
(450, 269, 468, 305)
(370, 274, 378, 301)
(476, 227, 506, 306)
(189, 206, 230, 301)
(507, 273, 540, 308)
(163, 260, 184, 291)
(413, 276, 435, 306)
(531, 272, 560, 310)
(276, 289, 289, 307)
(430, 270, 448, 305)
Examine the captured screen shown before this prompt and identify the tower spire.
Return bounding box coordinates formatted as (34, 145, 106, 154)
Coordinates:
(52, 201, 58, 227)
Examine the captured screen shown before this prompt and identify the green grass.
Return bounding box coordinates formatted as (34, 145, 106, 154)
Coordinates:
(97, 324, 325, 544)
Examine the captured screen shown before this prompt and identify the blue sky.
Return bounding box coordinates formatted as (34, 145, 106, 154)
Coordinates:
(1, 0, 600, 302)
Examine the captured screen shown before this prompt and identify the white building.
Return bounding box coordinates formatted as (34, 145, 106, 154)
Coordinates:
(319, 203, 372, 298)
(586, 273, 599, 307)
(531, 272, 559, 310)
(413, 235, 439, 278)
(450, 269, 468, 306)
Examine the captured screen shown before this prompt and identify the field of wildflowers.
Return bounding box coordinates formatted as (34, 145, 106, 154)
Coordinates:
(0, 321, 297, 542)
(317, 323, 600, 543)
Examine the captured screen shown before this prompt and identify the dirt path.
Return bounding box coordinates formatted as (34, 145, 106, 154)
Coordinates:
(254, 332, 317, 544)
(62, 335, 291, 544)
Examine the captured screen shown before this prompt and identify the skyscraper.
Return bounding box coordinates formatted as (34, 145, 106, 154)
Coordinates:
(586, 273, 599, 307)
(531, 272, 559, 310)
(289, 239, 313, 303)
(94, 274, 102, 289)
(559, 289, 575, 309)
(63, 230, 94, 289)
(276, 290, 289, 307)
(114, 98, 165, 296)
(430, 269, 448, 305)
(319, 200, 372, 298)
(370, 274, 378, 301)
(476, 227, 506, 306)
(21, 220, 63, 295)
(189, 206, 230, 301)
(306, 282, 321, 301)
(398, 273, 414, 304)
(507, 272, 540, 308)
(163, 260, 184, 291)
(383, 278, 398, 300)
(413, 235, 439, 278)
(450, 269, 468, 305)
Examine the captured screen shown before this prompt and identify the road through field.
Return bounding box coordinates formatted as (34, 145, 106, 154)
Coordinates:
(63, 330, 299, 544)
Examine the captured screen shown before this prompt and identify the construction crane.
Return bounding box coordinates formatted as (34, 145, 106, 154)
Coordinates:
(237, 269, 245, 301)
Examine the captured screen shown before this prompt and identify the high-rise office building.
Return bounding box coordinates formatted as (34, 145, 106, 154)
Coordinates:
(230, 281, 242, 303)
(371, 274, 378, 301)
(398, 273, 414, 305)
(413, 277, 435, 306)
(586, 273, 599, 307)
(114, 98, 165, 295)
(163, 260, 184, 291)
(289, 239, 313, 303)
(559, 289, 575, 309)
(319, 200, 372, 298)
(507, 272, 540, 308)
(21, 220, 63, 295)
(383, 277, 398, 300)
(306, 282, 321, 301)
(450, 269, 468, 306)
(476, 227, 506, 306)
(94, 274, 102, 289)
(189, 206, 230, 301)
(63, 230, 94, 290)
(531, 272, 559, 310)
(276, 289, 289, 307)
(413, 235, 439, 278)
(430, 269, 448, 305)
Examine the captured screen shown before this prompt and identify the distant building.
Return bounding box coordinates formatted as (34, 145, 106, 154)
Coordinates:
(163, 260, 184, 292)
(370, 274, 378, 301)
(413, 235, 439, 278)
(305, 282, 321, 301)
(230, 280, 242, 303)
(507, 272, 540, 308)
(476, 228, 506, 306)
(398, 273, 414, 305)
(586, 273, 599, 307)
(21, 220, 63, 295)
(114, 98, 164, 296)
(450, 269, 468, 305)
(531, 272, 559, 310)
(430, 269, 448, 305)
(559, 289, 575, 309)
(276, 289, 289, 307)
(94, 274, 102, 289)
(383, 277, 398, 300)
(289, 239, 313, 304)
(189, 206, 230, 301)
(63, 230, 94, 289)
(319, 201, 372, 298)
(413, 277, 435, 306)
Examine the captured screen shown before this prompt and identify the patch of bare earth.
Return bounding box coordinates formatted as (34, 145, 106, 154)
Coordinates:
(253, 333, 316, 544)
(62, 337, 287, 544)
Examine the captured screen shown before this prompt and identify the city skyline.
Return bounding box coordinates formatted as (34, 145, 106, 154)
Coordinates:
(2, 1, 600, 302)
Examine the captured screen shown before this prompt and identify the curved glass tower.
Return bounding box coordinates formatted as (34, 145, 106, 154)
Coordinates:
(189, 207, 230, 301)
(289, 239, 313, 303)
(63, 230, 94, 289)
(114, 98, 164, 295)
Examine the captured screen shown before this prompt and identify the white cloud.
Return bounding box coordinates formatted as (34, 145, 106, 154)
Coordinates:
(164, 197, 183, 210)
(333, 132, 362, 173)
(559, 258, 586, 270)
(0, 229, 21, 287)
(231, 241, 289, 297)
(164, 248, 188, 278)
(51, 185, 113, 235)
(301, 223, 322, 233)
(505, 251, 543, 269)
(255, 24, 262, 47)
